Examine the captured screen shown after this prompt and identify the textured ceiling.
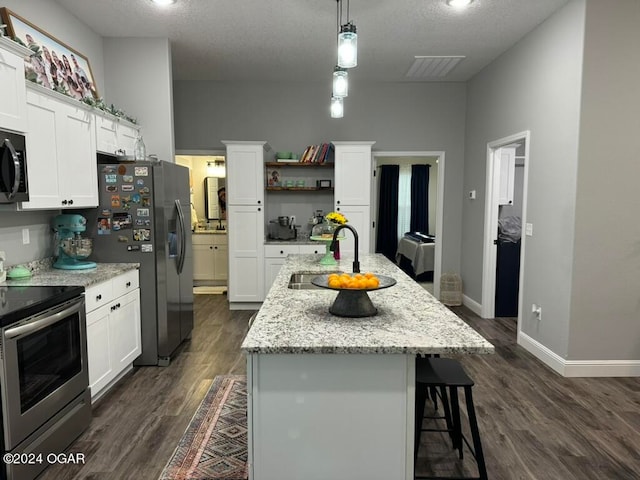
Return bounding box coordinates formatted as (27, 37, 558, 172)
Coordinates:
(53, 0, 570, 82)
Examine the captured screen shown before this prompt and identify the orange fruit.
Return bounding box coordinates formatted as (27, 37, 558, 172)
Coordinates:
(367, 277, 380, 288)
(364, 272, 374, 279)
(328, 278, 341, 288)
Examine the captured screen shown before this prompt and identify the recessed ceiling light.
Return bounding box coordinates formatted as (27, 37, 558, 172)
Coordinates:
(446, 0, 474, 8)
(151, 0, 176, 6)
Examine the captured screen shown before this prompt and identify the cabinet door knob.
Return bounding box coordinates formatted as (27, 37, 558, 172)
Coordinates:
(336, 200, 341, 205)
(314, 250, 318, 254)
(68, 199, 74, 205)
(210, 246, 213, 249)
(126, 281, 131, 287)
(61, 200, 68, 205)
(214, 246, 218, 249)
(257, 200, 261, 204)
(336, 207, 340, 212)
(280, 250, 284, 254)
(258, 207, 261, 211)
(96, 294, 102, 301)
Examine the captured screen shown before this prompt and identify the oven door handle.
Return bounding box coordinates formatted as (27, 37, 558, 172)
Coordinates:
(4, 299, 83, 339)
(2, 138, 21, 200)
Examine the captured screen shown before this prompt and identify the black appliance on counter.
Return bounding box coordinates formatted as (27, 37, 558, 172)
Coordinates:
(0, 285, 91, 480)
(0, 130, 28, 204)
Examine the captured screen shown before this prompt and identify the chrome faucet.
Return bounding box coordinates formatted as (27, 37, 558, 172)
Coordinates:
(330, 224, 360, 273)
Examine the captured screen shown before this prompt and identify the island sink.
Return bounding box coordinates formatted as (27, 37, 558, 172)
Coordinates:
(287, 271, 341, 290)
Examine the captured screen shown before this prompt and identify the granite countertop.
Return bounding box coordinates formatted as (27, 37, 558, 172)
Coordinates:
(193, 229, 227, 235)
(3, 263, 139, 288)
(264, 238, 317, 245)
(241, 253, 494, 355)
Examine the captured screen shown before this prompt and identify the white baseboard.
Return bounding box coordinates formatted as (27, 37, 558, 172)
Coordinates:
(462, 294, 482, 316)
(518, 332, 640, 377)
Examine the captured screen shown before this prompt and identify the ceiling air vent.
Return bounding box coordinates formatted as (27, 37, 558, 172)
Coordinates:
(406, 56, 465, 78)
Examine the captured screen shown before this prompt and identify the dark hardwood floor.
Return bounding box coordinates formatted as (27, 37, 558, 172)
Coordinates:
(39, 294, 251, 480)
(39, 298, 640, 480)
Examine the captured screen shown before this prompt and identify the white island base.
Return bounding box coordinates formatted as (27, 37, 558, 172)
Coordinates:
(247, 353, 416, 480)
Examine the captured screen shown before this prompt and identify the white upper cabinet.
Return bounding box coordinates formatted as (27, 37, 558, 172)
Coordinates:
(497, 146, 516, 206)
(21, 87, 98, 209)
(95, 112, 139, 156)
(0, 37, 30, 133)
(223, 141, 268, 205)
(333, 142, 375, 206)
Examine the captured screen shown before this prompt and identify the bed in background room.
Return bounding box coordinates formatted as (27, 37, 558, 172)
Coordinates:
(395, 232, 435, 279)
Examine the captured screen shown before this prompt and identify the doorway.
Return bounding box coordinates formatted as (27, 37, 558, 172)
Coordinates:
(371, 151, 445, 299)
(481, 132, 529, 320)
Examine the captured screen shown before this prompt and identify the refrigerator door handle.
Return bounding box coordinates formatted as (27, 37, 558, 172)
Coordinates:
(175, 199, 187, 274)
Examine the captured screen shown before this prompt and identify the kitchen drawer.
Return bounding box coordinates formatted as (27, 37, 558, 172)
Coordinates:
(192, 234, 215, 245)
(112, 269, 139, 298)
(212, 234, 228, 245)
(85, 280, 114, 313)
(264, 244, 299, 258)
(298, 244, 322, 255)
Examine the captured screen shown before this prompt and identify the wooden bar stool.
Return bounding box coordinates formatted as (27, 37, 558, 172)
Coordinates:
(415, 357, 488, 480)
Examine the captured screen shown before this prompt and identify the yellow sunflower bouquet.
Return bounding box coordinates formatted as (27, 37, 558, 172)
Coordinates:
(325, 211, 348, 225)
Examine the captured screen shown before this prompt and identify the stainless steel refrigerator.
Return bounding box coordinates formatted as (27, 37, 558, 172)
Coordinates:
(83, 157, 193, 366)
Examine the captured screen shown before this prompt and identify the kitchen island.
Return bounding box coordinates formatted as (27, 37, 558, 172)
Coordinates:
(242, 253, 493, 480)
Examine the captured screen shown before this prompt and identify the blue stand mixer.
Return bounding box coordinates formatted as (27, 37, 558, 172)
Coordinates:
(52, 214, 97, 270)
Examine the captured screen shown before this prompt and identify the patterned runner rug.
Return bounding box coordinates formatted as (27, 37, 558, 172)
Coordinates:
(159, 375, 248, 480)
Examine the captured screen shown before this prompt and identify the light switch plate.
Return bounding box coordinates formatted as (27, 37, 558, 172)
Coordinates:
(468, 190, 476, 200)
(525, 223, 533, 236)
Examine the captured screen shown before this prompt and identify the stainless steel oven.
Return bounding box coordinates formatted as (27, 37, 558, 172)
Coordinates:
(0, 286, 91, 480)
(0, 130, 28, 204)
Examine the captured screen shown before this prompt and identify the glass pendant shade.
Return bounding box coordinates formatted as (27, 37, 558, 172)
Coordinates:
(332, 68, 349, 97)
(338, 24, 358, 68)
(330, 96, 344, 118)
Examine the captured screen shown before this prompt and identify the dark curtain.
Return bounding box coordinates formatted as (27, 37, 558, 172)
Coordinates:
(375, 165, 399, 261)
(410, 164, 430, 233)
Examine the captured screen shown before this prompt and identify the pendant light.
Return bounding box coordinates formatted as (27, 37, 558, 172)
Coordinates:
(330, 96, 344, 118)
(338, 23, 357, 68)
(332, 67, 348, 97)
(337, 0, 357, 68)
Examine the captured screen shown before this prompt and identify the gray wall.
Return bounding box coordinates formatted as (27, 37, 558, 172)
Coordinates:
(462, 0, 586, 356)
(174, 81, 466, 274)
(103, 38, 175, 162)
(568, 0, 640, 360)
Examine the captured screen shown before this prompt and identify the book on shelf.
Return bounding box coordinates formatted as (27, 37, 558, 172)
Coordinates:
(297, 143, 335, 163)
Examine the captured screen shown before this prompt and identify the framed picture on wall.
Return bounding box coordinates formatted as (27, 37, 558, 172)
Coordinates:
(0, 7, 99, 100)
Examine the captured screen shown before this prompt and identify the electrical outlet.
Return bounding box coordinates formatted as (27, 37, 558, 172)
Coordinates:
(22, 228, 30, 245)
(532, 303, 542, 320)
(468, 190, 476, 200)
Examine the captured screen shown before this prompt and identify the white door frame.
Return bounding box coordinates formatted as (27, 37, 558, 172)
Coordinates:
(481, 131, 530, 319)
(371, 150, 445, 299)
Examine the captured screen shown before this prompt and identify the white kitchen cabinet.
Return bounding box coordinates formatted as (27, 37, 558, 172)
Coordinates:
(332, 205, 371, 259)
(227, 205, 265, 304)
(224, 141, 268, 307)
(497, 146, 516, 205)
(223, 141, 268, 205)
(0, 37, 30, 133)
(95, 112, 139, 156)
(333, 142, 375, 256)
(264, 244, 322, 293)
(21, 86, 98, 210)
(193, 233, 228, 282)
(85, 270, 141, 401)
